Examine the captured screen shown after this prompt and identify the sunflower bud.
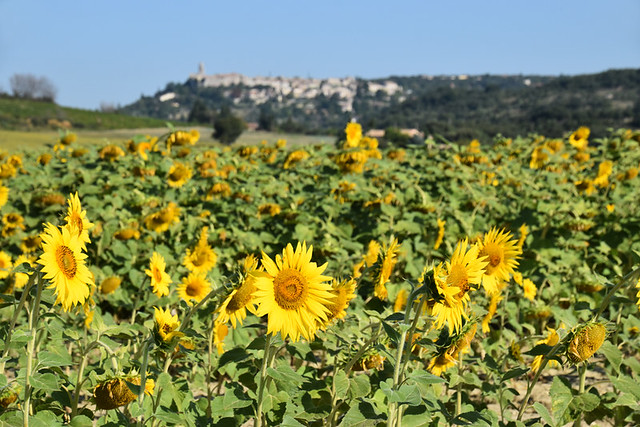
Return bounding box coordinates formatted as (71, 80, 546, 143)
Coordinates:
(0, 384, 20, 408)
(567, 323, 606, 364)
(93, 376, 154, 410)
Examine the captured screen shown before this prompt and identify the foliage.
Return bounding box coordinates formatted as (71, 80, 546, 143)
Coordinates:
(212, 108, 247, 144)
(0, 124, 639, 426)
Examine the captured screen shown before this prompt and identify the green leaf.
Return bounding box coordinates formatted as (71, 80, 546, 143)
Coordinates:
(550, 376, 573, 423)
(533, 402, 554, 426)
(348, 374, 371, 400)
(29, 372, 60, 392)
(37, 350, 72, 368)
(599, 341, 622, 373)
(381, 321, 401, 345)
(334, 370, 349, 399)
(573, 392, 600, 412)
(611, 375, 640, 399)
(501, 367, 529, 382)
(69, 415, 93, 427)
(267, 364, 305, 387)
(31, 410, 63, 427)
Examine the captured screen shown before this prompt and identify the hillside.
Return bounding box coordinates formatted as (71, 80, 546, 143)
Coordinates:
(120, 68, 640, 141)
(0, 96, 170, 130)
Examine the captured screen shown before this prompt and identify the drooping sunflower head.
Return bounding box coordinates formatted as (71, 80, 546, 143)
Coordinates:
(64, 192, 94, 248)
(153, 306, 184, 344)
(93, 374, 154, 410)
(566, 322, 607, 364)
(477, 228, 521, 295)
(177, 272, 212, 306)
(37, 223, 94, 312)
(216, 261, 259, 330)
(213, 321, 228, 355)
(145, 252, 171, 297)
(252, 241, 334, 342)
(167, 162, 193, 188)
(373, 237, 401, 300)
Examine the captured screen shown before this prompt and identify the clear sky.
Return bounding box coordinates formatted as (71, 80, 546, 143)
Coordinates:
(1, 0, 638, 110)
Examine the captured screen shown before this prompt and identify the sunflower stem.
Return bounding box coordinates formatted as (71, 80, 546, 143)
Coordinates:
(516, 340, 563, 420)
(572, 364, 587, 427)
(255, 333, 274, 427)
(137, 337, 152, 424)
(0, 270, 37, 373)
(179, 287, 222, 333)
(23, 272, 43, 427)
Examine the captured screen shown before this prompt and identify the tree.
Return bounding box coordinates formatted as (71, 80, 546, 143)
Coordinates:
(188, 99, 214, 124)
(212, 107, 246, 144)
(257, 105, 275, 131)
(9, 73, 57, 101)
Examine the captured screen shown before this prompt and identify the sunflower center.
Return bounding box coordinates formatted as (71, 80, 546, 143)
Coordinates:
(169, 166, 188, 182)
(273, 268, 308, 310)
(190, 247, 209, 267)
(481, 244, 503, 268)
(56, 246, 77, 278)
(186, 282, 200, 297)
(447, 263, 469, 297)
(161, 323, 174, 334)
(227, 282, 256, 312)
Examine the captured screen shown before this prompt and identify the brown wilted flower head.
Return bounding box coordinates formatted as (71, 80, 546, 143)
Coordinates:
(567, 322, 606, 364)
(93, 375, 154, 410)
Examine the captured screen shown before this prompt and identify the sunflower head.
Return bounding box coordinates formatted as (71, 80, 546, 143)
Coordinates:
(99, 276, 122, 295)
(567, 322, 606, 364)
(477, 228, 520, 295)
(64, 192, 94, 248)
(145, 252, 171, 297)
(167, 162, 193, 188)
(252, 241, 334, 342)
(177, 272, 212, 306)
(320, 278, 356, 328)
(153, 307, 184, 345)
(182, 227, 217, 274)
(37, 223, 93, 312)
(93, 375, 154, 410)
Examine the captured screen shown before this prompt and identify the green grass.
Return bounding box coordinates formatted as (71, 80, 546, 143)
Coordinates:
(0, 127, 333, 152)
(0, 96, 170, 130)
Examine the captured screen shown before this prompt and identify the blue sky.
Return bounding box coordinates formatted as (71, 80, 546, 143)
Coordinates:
(1, 0, 638, 110)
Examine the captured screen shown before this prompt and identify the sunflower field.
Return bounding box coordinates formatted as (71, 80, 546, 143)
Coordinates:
(1, 123, 640, 426)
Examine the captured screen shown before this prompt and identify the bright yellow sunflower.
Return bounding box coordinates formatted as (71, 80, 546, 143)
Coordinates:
(38, 223, 94, 312)
(252, 241, 334, 342)
(177, 272, 211, 306)
(344, 122, 363, 148)
(0, 184, 8, 209)
(144, 202, 180, 233)
(64, 192, 94, 249)
(319, 278, 357, 329)
(145, 252, 171, 297)
(213, 321, 229, 355)
(477, 228, 521, 295)
(0, 251, 13, 280)
(428, 323, 477, 376)
(373, 237, 401, 300)
(153, 306, 184, 344)
(430, 240, 488, 334)
(531, 327, 560, 373)
(216, 255, 260, 328)
(183, 227, 217, 274)
(167, 161, 193, 188)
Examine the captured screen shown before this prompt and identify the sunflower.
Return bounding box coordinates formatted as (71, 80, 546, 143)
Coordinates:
(100, 276, 122, 295)
(182, 227, 217, 274)
(569, 126, 590, 150)
(373, 237, 401, 300)
(521, 278, 537, 301)
(636, 277, 640, 311)
(433, 219, 446, 250)
(38, 223, 94, 312)
(145, 252, 171, 297)
(252, 241, 334, 342)
(12, 254, 33, 289)
(20, 235, 42, 254)
(144, 202, 180, 233)
(0, 251, 13, 280)
(177, 272, 211, 306)
(429, 240, 488, 334)
(344, 122, 363, 148)
(319, 278, 356, 329)
(153, 307, 184, 344)
(93, 375, 154, 410)
(2, 212, 25, 232)
(477, 228, 521, 295)
(64, 192, 94, 248)
(99, 144, 125, 161)
(428, 323, 477, 376)
(0, 184, 8, 209)
(393, 288, 408, 312)
(481, 292, 503, 333)
(167, 162, 193, 188)
(566, 322, 606, 364)
(216, 256, 260, 328)
(531, 327, 560, 373)
(213, 321, 229, 355)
